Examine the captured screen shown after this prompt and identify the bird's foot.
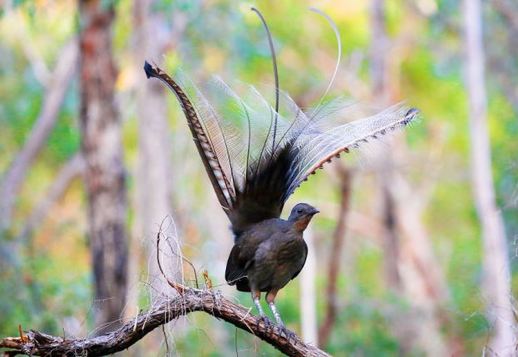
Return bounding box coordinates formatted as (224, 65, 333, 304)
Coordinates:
(256, 315, 273, 330)
(211, 290, 222, 311)
(278, 325, 297, 340)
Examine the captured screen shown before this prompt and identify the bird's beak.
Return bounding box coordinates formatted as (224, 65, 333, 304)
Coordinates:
(310, 208, 320, 216)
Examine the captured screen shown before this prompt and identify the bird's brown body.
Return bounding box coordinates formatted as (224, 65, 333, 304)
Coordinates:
(225, 203, 317, 325)
(225, 211, 312, 294)
(144, 8, 417, 327)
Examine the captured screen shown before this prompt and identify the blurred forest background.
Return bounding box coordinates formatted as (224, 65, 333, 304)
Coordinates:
(1, 0, 518, 355)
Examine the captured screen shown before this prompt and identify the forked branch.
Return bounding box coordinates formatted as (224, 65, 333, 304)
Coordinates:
(0, 285, 329, 356)
(1, 219, 329, 356)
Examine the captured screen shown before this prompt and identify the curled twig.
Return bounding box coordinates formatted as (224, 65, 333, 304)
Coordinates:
(156, 217, 199, 289)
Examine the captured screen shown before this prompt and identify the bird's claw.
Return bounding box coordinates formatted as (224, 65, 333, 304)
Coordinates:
(278, 325, 296, 340)
(257, 315, 273, 330)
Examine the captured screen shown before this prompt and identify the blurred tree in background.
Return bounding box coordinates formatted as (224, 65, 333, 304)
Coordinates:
(1, 0, 517, 355)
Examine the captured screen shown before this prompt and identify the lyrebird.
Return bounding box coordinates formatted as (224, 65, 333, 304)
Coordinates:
(144, 7, 417, 332)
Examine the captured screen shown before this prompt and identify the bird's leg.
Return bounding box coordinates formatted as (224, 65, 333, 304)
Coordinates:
(252, 290, 265, 316)
(266, 290, 296, 340)
(266, 290, 284, 326)
(252, 290, 271, 329)
(269, 302, 285, 328)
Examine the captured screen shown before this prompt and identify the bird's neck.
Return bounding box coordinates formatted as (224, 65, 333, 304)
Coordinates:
(292, 217, 312, 233)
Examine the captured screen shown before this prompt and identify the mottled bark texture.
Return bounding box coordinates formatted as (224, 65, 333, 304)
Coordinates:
(0, 286, 330, 357)
(79, 0, 128, 333)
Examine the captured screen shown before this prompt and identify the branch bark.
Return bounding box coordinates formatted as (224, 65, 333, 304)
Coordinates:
(0, 286, 329, 357)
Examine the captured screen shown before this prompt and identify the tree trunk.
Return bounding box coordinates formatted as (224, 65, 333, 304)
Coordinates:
(318, 164, 352, 347)
(370, 0, 402, 291)
(79, 0, 128, 334)
(370, 0, 449, 354)
(132, 0, 177, 296)
(125, 1, 179, 352)
(464, 0, 516, 353)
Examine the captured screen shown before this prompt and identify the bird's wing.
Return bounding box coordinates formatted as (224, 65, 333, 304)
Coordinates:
(225, 244, 247, 285)
(290, 240, 308, 280)
(225, 219, 283, 281)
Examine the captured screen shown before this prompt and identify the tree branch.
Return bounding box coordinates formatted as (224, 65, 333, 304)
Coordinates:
(0, 286, 329, 357)
(0, 39, 78, 231)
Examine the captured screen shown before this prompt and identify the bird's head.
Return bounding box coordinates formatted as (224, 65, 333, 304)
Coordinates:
(288, 203, 319, 232)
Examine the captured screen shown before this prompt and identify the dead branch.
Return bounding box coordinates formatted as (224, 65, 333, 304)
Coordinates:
(0, 286, 330, 357)
(0, 222, 330, 356)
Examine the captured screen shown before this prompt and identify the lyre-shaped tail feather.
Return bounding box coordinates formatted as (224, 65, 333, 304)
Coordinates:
(284, 105, 419, 198)
(144, 62, 234, 212)
(144, 62, 419, 240)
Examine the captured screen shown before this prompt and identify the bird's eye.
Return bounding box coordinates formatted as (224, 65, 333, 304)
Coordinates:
(297, 209, 303, 214)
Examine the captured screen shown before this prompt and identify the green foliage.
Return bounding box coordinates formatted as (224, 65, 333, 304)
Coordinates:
(0, 247, 91, 337)
(327, 302, 401, 356)
(1, 0, 517, 355)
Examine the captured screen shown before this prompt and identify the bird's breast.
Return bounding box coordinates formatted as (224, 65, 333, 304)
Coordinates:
(276, 238, 306, 263)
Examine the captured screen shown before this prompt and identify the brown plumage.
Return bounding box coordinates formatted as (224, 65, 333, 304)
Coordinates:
(143, 7, 418, 328)
(225, 203, 317, 293)
(224, 203, 318, 325)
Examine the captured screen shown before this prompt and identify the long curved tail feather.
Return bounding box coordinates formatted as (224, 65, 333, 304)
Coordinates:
(144, 9, 419, 241)
(144, 62, 234, 212)
(145, 62, 418, 239)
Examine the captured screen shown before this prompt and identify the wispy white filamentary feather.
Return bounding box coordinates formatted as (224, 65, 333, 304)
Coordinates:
(143, 7, 418, 238)
(179, 74, 417, 198)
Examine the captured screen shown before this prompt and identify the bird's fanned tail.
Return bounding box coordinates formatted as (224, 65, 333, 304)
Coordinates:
(145, 62, 418, 239)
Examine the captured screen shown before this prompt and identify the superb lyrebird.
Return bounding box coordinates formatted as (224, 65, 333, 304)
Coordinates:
(144, 7, 418, 329)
